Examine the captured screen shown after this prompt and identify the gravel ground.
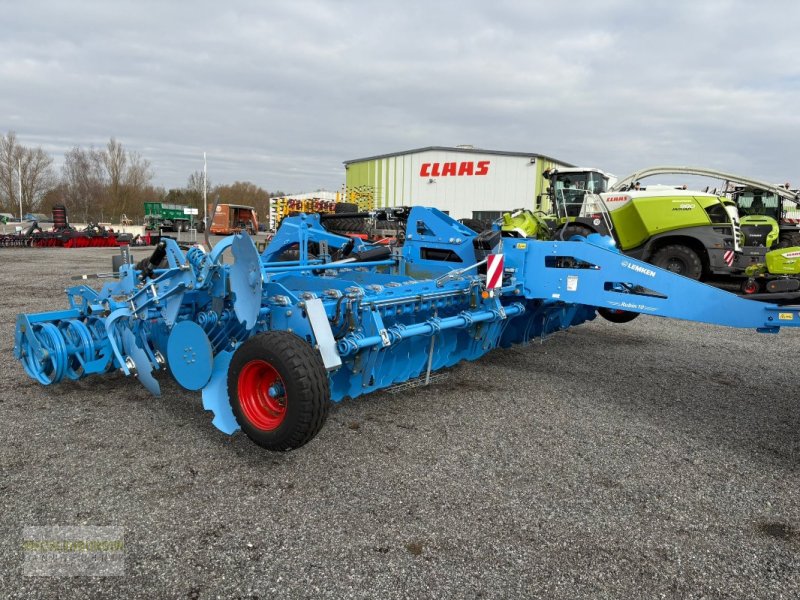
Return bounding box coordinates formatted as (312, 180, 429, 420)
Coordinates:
(1, 247, 799, 599)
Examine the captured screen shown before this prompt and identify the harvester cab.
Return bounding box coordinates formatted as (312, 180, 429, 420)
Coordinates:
(736, 191, 781, 249)
(541, 167, 616, 239)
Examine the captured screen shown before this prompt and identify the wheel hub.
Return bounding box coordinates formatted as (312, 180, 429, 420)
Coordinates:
(665, 259, 685, 274)
(237, 360, 288, 431)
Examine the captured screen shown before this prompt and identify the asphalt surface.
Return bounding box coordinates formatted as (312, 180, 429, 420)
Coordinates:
(1, 246, 800, 598)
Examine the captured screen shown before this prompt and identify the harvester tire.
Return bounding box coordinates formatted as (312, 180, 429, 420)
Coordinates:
(326, 217, 367, 233)
(597, 308, 640, 323)
(649, 244, 703, 281)
(778, 232, 800, 248)
(375, 219, 400, 231)
(651, 244, 703, 280)
(228, 331, 330, 451)
(557, 224, 592, 241)
(458, 218, 488, 233)
(334, 202, 358, 214)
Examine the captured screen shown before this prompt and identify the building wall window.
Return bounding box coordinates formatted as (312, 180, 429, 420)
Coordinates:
(472, 211, 504, 222)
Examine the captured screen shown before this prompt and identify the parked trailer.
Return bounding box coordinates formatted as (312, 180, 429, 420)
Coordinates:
(13, 207, 800, 450)
(144, 202, 194, 232)
(209, 203, 259, 235)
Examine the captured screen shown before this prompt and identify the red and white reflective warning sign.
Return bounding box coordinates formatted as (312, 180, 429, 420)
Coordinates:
(723, 249, 734, 266)
(486, 254, 504, 289)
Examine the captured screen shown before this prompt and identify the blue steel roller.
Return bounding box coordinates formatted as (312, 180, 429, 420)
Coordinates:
(12, 207, 800, 450)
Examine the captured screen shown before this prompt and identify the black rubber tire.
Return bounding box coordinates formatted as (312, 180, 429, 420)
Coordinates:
(276, 242, 319, 262)
(778, 232, 800, 249)
(651, 244, 703, 280)
(557, 224, 592, 241)
(597, 308, 640, 323)
(334, 202, 358, 214)
(326, 217, 367, 233)
(374, 219, 400, 231)
(458, 218, 488, 233)
(227, 331, 330, 451)
(278, 248, 301, 262)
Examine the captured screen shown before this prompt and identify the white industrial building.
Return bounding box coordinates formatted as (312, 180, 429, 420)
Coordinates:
(343, 146, 573, 221)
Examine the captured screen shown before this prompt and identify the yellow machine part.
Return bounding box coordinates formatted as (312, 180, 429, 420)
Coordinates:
(765, 247, 800, 275)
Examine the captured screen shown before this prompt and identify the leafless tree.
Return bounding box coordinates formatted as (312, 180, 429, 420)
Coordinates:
(0, 133, 19, 214)
(213, 181, 270, 219)
(0, 131, 56, 216)
(123, 149, 153, 214)
(185, 170, 210, 212)
(104, 138, 127, 217)
(22, 147, 56, 212)
(95, 138, 154, 220)
(56, 138, 154, 223)
(61, 146, 107, 223)
(187, 170, 209, 197)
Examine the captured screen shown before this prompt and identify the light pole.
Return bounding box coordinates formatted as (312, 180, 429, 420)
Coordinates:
(17, 158, 23, 221)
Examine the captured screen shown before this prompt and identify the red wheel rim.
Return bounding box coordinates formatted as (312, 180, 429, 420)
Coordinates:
(237, 360, 287, 430)
(743, 281, 758, 294)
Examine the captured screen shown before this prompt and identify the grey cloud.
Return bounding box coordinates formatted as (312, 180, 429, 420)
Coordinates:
(2, 1, 799, 192)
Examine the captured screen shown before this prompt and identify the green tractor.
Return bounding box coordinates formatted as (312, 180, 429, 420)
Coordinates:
(732, 189, 800, 295)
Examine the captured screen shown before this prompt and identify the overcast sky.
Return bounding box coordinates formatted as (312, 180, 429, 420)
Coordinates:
(3, 1, 799, 193)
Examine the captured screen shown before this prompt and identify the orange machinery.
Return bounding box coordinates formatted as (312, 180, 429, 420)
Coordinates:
(208, 203, 259, 235)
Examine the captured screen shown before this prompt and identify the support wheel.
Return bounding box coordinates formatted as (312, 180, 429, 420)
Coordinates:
(651, 244, 703, 280)
(597, 308, 640, 323)
(741, 278, 762, 295)
(227, 331, 330, 450)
